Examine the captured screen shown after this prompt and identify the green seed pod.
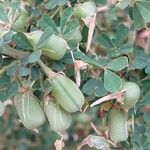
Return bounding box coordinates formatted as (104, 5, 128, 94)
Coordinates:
(11, 10, 28, 32)
(14, 91, 46, 129)
(122, 82, 140, 109)
(0, 101, 5, 117)
(44, 99, 72, 133)
(28, 31, 67, 60)
(50, 74, 85, 113)
(74, 1, 97, 20)
(109, 108, 128, 143)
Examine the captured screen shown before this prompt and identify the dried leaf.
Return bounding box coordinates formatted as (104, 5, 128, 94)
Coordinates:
(77, 134, 110, 150)
(54, 136, 65, 150)
(74, 60, 87, 87)
(90, 89, 127, 107)
(83, 15, 96, 52)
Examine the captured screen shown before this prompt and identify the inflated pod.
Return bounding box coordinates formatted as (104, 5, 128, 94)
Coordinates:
(50, 74, 84, 113)
(14, 91, 46, 129)
(28, 30, 67, 60)
(11, 10, 28, 32)
(109, 108, 128, 143)
(44, 100, 72, 133)
(121, 82, 140, 109)
(0, 101, 5, 117)
(74, 1, 97, 20)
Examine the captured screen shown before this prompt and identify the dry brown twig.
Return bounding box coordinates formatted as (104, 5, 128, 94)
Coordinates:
(83, 14, 96, 52)
(90, 89, 127, 107)
(90, 122, 116, 147)
(83, 5, 110, 53)
(74, 60, 87, 87)
(54, 135, 65, 150)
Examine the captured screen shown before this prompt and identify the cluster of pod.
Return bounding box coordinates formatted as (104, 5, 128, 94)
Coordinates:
(12, 2, 98, 133)
(11, 1, 97, 32)
(108, 81, 140, 143)
(10, 1, 97, 62)
(14, 73, 85, 133)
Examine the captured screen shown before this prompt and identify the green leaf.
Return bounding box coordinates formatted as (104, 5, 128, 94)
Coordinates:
(97, 33, 114, 49)
(82, 55, 107, 68)
(94, 80, 108, 97)
(145, 63, 150, 75)
(63, 19, 81, 49)
(82, 79, 98, 96)
(63, 19, 79, 36)
(117, 0, 130, 9)
(95, 0, 107, 5)
(73, 51, 107, 68)
(82, 78, 107, 97)
(120, 42, 133, 53)
(12, 32, 33, 49)
(132, 51, 149, 69)
(106, 56, 128, 71)
(132, 4, 145, 29)
(104, 69, 122, 92)
(0, 39, 3, 47)
(36, 27, 53, 49)
(29, 50, 42, 63)
(31, 66, 41, 81)
(0, 4, 9, 22)
(0, 90, 7, 101)
(6, 64, 19, 76)
(43, 79, 53, 94)
(60, 7, 74, 31)
(114, 24, 129, 46)
(3, 31, 13, 44)
(136, 1, 150, 22)
(143, 112, 150, 124)
(18, 66, 30, 77)
(108, 42, 133, 57)
(53, 62, 65, 72)
(45, 0, 67, 9)
(38, 14, 59, 34)
(6, 81, 19, 98)
(0, 76, 11, 87)
(20, 56, 29, 66)
(143, 92, 150, 105)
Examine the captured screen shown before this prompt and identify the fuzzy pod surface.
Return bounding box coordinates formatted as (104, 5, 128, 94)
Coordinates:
(74, 1, 97, 20)
(44, 100, 72, 133)
(28, 31, 67, 60)
(109, 108, 128, 143)
(50, 74, 85, 113)
(122, 82, 140, 109)
(0, 101, 5, 117)
(14, 91, 46, 129)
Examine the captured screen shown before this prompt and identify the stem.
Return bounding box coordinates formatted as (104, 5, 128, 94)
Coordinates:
(2, 45, 29, 59)
(0, 61, 17, 76)
(37, 60, 56, 79)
